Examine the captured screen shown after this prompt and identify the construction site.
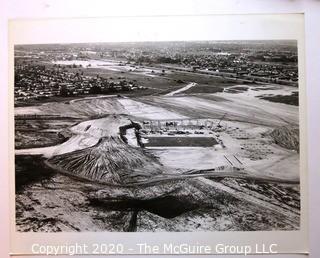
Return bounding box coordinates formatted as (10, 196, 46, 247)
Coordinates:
(136, 117, 243, 172)
(14, 47, 301, 232)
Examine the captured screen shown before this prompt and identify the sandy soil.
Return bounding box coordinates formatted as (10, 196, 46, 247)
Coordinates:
(138, 92, 297, 127)
(15, 96, 125, 118)
(118, 98, 187, 120)
(150, 148, 228, 171)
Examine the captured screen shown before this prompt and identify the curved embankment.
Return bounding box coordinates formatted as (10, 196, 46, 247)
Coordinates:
(15, 115, 132, 158)
(46, 136, 163, 185)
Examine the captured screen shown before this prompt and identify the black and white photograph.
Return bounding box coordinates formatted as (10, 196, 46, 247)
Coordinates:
(14, 40, 301, 232)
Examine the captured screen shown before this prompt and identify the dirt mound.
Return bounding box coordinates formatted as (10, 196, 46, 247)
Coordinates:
(16, 97, 125, 118)
(46, 136, 163, 184)
(270, 126, 299, 152)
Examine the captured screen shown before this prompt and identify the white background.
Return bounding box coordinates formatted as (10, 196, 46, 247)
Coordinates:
(1, 0, 319, 257)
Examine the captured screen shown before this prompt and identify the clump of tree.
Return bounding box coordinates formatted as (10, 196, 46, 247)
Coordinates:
(89, 85, 102, 94)
(59, 85, 73, 96)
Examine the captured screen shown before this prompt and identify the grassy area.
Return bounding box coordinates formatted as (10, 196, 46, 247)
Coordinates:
(70, 67, 183, 91)
(224, 86, 249, 94)
(258, 91, 299, 106)
(184, 84, 225, 94)
(167, 71, 237, 86)
(15, 95, 100, 107)
(45, 61, 238, 95)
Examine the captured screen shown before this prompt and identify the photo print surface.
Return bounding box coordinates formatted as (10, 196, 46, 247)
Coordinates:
(14, 40, 301, 232)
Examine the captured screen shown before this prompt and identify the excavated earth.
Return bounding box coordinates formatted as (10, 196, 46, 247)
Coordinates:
(16, 167, 300, 232)
(46, 136, 163, 184)
(15, 94, 301, 232)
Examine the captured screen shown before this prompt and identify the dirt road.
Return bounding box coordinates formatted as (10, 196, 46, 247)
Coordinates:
(165, 82, 197, 96)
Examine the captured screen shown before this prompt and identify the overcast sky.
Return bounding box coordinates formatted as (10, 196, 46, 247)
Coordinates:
(10, 14, 303, 45)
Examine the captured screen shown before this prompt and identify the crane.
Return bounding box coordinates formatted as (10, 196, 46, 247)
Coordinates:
(216, 112, 227, 129)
